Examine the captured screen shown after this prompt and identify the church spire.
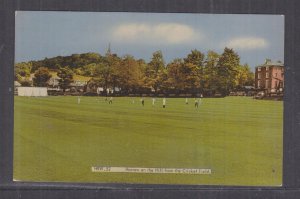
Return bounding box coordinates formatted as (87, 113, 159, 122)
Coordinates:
(106, 43, 111, 56)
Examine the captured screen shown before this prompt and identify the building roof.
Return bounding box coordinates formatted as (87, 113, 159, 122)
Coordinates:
(256, 59, 284, 68)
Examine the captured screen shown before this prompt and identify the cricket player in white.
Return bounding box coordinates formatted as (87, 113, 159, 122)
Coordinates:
(195, 98, 199, 108)
(163, 98, 166, 108)
(152, 98, 156, 106)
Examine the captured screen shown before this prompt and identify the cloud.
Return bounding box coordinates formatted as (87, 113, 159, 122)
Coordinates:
(112, 23, 202, 44)
(223, 37, 269, 50)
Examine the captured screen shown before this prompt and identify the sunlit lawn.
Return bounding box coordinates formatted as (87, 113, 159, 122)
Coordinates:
(14, 96, 282, 186)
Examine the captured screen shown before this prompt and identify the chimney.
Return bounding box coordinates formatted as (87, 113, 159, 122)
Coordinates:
(265, 59, 271, 64)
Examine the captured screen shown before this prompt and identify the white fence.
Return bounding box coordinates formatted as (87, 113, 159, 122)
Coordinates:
(17, 87, 48, 97)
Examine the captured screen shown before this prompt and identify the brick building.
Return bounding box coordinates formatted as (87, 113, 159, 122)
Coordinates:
(255, 59, 284, 94)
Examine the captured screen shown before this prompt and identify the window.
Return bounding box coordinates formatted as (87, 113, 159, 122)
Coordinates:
(258, 73, 261, 79)
(266, 72, 269, 78)
(257, 67, 261, 71)
(265, 80, 269, 88)
(258, 80, 261, 88)
(266, 66, 269, 71)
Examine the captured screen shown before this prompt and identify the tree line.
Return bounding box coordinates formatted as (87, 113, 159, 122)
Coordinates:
(15, 47, 254, 96)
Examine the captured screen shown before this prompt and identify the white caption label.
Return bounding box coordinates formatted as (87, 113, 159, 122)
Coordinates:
(91, 166, 211, 175)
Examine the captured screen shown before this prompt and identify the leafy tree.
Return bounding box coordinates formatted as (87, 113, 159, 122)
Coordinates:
(183, 62, 201, 92)
(90, 52, 121, 96)
(166, 58, 200, 93)
(183, 49, 204, 92)
(144, 50, 165, 93)
(86, 77, 104, 93)
(32, 67, 52, 87)
(184, 49, 204, 67)
(235, 63, 254, 87)
(108, 55, 122, 90)
(74, 68, 83, 75)
(166, 58, 184, 91)
(57, 67, 74, 92)
(116, 55, 143, 94)
(216, 47, 240, 95)
(15, 62, 32, 81)
(82, 63, 98, 76)
(203, 51, 220, 94)
(80, 52, 102, 63)
(19, 78, 33, 87)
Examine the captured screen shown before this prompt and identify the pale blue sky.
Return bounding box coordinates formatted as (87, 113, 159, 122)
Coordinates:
(15, 11, 284, 70)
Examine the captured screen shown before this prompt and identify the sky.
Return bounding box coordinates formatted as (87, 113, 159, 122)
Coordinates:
(15, 11, 284, 71)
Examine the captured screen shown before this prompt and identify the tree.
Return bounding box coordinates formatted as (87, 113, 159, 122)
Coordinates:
(203, 50, 220, 95)
(86, 77, 103, 93)
(115, 55, 143, 94)
(184, 49, 204, 67)
(82, 63, 98, 76)
(183, 62, 201, 93)
(166, 58, 185, 91)
(235, 63, 254, 88)
(183, 49, 204, 93)
(57, 67, 74, 92)
(144, 50, 165, 93)
(109, 55, 122, 91)
(19, 78, 33, 87)
(216, 47, 240, 95)
(166, 58, 200, 94)
(32, 67, 52, 87)
(15, 62, 32, 81)
(93, 53, 121, 95)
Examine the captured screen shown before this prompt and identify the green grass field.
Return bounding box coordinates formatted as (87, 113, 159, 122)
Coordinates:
(14, 96, 282, 186)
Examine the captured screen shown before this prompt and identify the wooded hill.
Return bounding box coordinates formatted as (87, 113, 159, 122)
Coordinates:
(15, 48, 255, 96)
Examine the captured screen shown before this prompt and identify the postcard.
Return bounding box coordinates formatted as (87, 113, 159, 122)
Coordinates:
(14, 11, 284, 186)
